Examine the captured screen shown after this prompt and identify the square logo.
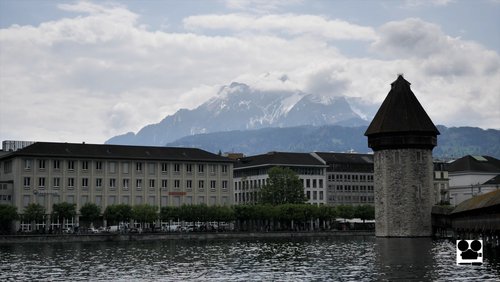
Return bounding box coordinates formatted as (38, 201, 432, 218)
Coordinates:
(456, 240, 483, 265)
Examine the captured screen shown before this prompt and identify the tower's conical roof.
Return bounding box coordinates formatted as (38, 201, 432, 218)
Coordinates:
(365, 75, 439, 150)
(365, 75, 439, 136)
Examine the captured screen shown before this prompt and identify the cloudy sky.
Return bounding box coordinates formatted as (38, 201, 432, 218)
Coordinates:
(1, 0, 499, 144)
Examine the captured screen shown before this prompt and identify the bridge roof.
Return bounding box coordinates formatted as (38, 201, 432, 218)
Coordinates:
(451, 189, 500, 214)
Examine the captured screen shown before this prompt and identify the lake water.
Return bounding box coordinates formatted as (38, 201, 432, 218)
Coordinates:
(1, 236, 499, 281)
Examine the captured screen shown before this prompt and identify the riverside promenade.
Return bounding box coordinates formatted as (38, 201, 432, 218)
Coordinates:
(0, 230, 374, 244)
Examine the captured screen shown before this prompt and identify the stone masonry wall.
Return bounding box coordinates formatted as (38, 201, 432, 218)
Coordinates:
(374, 149, 434, 237)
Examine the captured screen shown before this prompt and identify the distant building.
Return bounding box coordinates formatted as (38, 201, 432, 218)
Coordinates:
(223, 152, 245, 160)
(233, 152, 327, 205)
(313, 152, 374, 206)
(2, 140, 35, 152)
(0, 142, 234, 231)
(365, 75, 439, 237)
(433, 161, 450, 204)
(448, 155, 500, 206)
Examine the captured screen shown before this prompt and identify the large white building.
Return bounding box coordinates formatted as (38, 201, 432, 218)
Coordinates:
(448, 155, 500, 206)
(0, 142, 234, 229)
(313, 152, 374, 206)
(2, 140, 35, 152)
(233, 152, 328, 205)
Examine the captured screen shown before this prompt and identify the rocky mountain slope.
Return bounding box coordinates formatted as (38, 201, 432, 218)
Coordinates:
(106, 82, 368, 146)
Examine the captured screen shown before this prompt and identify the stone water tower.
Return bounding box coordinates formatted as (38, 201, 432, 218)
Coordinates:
(365, 75, 440, 237)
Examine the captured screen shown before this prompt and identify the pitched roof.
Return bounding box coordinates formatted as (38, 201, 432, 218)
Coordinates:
(448, 155, 500, 173)
(234, 151, 326, 169)
(452, 189, 500, 214)
(483, 175, 500, 185)
(365, 75, 440, 136)
(1, 142, 232, 163)
(314, 152, 373, 165)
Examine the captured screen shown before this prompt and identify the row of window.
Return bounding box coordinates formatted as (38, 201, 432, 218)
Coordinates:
(1, 195, 12, 201)
(234, 178, 325, 191)
(234, 191, 258, 203)
(24, 177, 228, 190)
(329, 195, 374, 203)
(23, 159, 229, 175)
(233, 166, 325, 178)
(332, 185, 374, 192)
(234, 190, 325, 202)
(23, 194, 230, 208)
(306, 190, 324, 201)
(327, 174, 374, 182)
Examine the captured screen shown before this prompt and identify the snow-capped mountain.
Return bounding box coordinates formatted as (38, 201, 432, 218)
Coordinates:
(106, 82, 368, 146)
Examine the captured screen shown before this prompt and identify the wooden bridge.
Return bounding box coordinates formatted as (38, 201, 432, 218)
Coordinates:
(432, 189, 500, 247)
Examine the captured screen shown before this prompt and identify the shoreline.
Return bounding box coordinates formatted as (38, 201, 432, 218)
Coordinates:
(0, 230, 374, 244)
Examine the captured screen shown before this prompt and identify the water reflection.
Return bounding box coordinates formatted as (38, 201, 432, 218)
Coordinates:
(375, 238, 435, 281)
(0, 237, 498, 281)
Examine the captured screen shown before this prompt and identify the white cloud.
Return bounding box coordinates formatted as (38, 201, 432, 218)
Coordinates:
(372, 18, 500, 76)
(184, 14, 377, 41)
(221, 0, 304, 13)
(403, 0, 455, 8)
(0, 2, 499, 144)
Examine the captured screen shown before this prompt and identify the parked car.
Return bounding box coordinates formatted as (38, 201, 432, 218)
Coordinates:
(164, 225, 181, 232)
(106, 225, 120, 233)
(62, 228, 73, 234)
(87, 227, 100, 234)
(129, 227, 142, 233)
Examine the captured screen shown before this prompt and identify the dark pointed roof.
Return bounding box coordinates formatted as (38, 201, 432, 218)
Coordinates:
(364, 75, 440, 151)
(365, 75, 439, 136)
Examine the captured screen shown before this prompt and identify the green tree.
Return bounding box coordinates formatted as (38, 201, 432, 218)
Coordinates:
(317, 205, 336, 230)
(354, 205, 375, 223)
(160, 206, 181, 222)
(234, 205, 257, 231)
(79, 203, 101, 228)
(259, 167, 307, 205)
(23, 203, 46, 230)
(0, 204, 18, 234)
(52, 202, 77, 224)
(132, 204, 158, 226)
(104, 204, 132, 225)
(336, 205, 355, 221)
(214, 205, 235, 223)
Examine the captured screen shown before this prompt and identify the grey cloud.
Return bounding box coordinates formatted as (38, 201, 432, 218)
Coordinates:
(372, 18, 446, 58)
(304, 67, 350, 96)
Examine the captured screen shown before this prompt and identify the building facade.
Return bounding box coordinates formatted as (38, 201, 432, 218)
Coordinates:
(233, 152, 327, 205)
(433, 161, 450, 204)
(314, 152, 374, 206)
(0, 142, 234, 229)
(448, 155, 500, 206)
(365, 75, 440, 237)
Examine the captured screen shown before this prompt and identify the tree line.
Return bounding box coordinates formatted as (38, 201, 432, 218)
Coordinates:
(0, 202, 374, 234)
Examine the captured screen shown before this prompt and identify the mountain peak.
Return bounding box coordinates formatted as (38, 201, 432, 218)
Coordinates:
(106, 82, 367, 146)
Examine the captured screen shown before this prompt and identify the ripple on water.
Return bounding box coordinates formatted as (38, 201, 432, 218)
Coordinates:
(0, 237, 498, 281)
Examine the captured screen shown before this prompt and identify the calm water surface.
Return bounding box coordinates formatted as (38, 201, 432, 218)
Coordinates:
(1, 236, 499, 281)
